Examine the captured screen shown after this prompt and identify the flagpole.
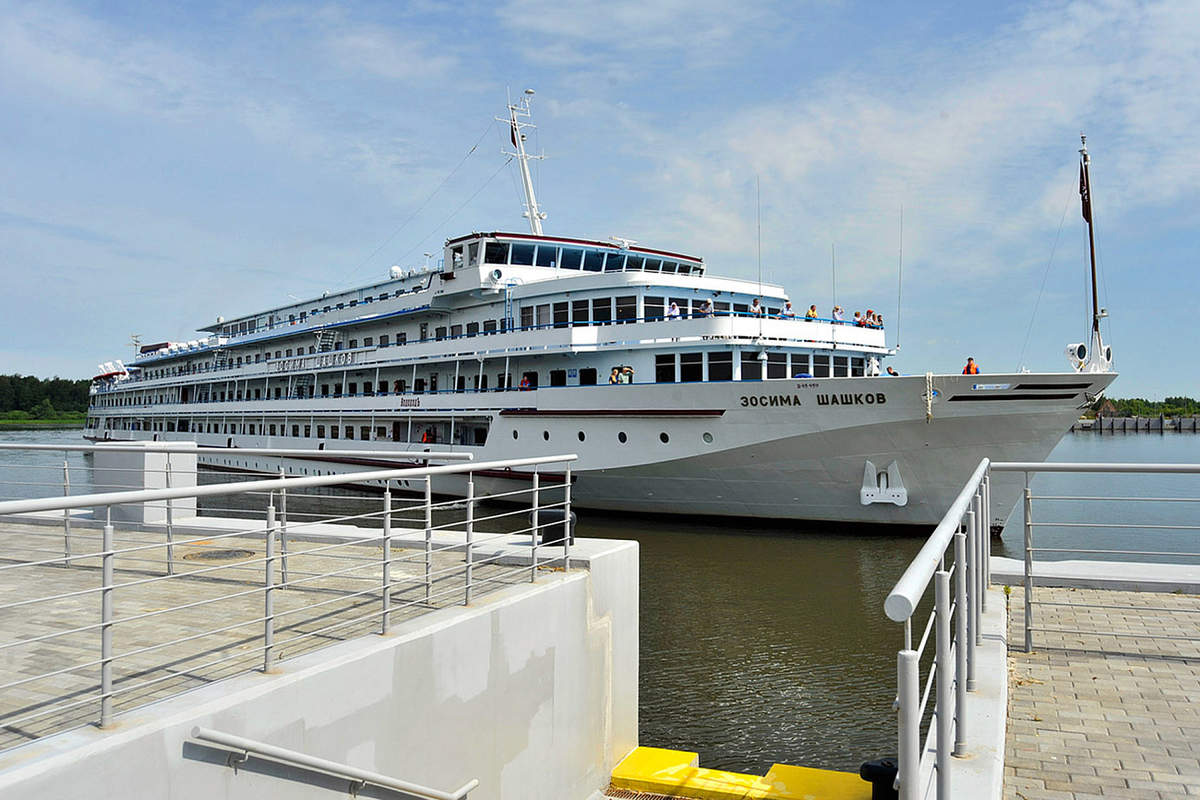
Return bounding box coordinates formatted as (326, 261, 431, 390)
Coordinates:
(1080, 135, 1100, 338)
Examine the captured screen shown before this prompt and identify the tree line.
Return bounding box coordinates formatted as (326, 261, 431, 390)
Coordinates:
(0, 374, 91, 419)
(1091, 396, 1199, 418)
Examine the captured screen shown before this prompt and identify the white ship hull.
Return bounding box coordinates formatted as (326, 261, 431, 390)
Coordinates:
(92, 372, 1113, 529)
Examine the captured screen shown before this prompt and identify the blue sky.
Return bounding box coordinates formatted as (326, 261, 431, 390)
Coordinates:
(1, 0, 1197, 399)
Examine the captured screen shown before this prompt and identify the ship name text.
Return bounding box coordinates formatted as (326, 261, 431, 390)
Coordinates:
(816, 393, 887, 406)
(740, 394, 803, 407)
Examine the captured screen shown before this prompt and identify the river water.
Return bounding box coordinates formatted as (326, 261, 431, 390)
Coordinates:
(1, 428, 1196, 773)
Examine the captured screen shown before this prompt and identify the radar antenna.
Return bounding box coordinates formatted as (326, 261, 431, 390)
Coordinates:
(499, 89, 547, 235)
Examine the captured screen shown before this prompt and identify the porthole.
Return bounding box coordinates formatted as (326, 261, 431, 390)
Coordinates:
(512, 430, 519, 440)
(703, 432, 714, 444)
(543, 430, 550, 441)
(660, 432, 670, 444)
(618, 431, 628, 444)
(578, 431, 586, 442)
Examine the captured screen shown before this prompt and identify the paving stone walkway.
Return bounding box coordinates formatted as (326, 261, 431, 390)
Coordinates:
(0, 520, 547, 752)
(1005, 586, 1200, 799)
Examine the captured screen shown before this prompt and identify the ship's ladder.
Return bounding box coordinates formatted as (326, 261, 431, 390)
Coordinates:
(316, 329, 340, 352)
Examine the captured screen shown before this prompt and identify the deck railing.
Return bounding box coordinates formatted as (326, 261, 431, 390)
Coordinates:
(0, 449, 575, 755)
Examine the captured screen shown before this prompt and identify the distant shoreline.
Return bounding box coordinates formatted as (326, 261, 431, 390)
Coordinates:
(0, 422, 84, 430)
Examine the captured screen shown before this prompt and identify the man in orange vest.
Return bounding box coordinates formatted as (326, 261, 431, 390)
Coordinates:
(962, 357, 980, 375)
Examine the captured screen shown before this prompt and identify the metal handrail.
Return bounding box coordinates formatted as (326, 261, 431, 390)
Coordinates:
(885, 458, 991, 800)
(190, 726, 478, 799)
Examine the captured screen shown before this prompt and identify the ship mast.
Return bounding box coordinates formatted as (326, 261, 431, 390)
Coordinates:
(501, 89, 546, 236)
(1079, 135, 1100, 339)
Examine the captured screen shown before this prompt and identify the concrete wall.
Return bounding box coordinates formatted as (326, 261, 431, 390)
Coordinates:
(0, 539, 638, 800)
(93, 441, 197, 523)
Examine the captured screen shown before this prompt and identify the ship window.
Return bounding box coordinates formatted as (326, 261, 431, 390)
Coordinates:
(714, 301, 730, 314)
(660, 432, 670, 443)
(317, 425, 326, 438)
(561, 248, 583, 269)
(616, 296, 637, 323)
(708, 352, 733, 381)
(669, 298, 689, 318)
(466, 321, 480, 337)
(520, 307, 534, 329)
(549, 369, 567, 387)
(510, 244, 535, 265)
(397, 332, 407, 344)
(348, 382, 357, 395)
(535, 246, 557, 267)
(661, 261, 678, 274)
(395, 379, 406, 393)
(626, 255, 643, 271)
(483, 319, 497, 334)
(553, 302, 569, 328)
(485, 242, 509, 264)
(376, 380, 386, 396)
(468, 242, 479, 266)
(337, 303, 344, 310)
(583, 251, 605, 272)
(536, 304, 550, 327)
(851, 357, 865, 377)
(274, 387, 282, 399)
(579, 367, 597, 385)
(498, 372, 511, 390)
(334, 383, 343, 397)
(275, 350, 282, 358)
(350, 300, 357, 307)
(767, 352, 788, 379)
(604, 253, 625, 271)
(578, 431, 586, 442)
(429, 374, 438, 392)
(361, 426, 371, 440)
(364, 337, 373, 346)
(618, 431, 627, 443)
(379, 293, 387, 301)
(257, 354, 263, 362)
(543, 430, 550, 441)
(572, 300, 590, 326)
(456, 376, 466, 393)
(451, 246, 464, 270)
(733, 303, 748, 315)
(309, 346, 316, 354)
(415, 378, 426, 394)
(742, 352, 763, 381)
(435, 326, 447, 340)
(299, 312, 305, 322)
(656, 354, 676, 383)
(833, 356, 849, 377)
(450, 324, 462, 338)
(521, 371, 537, 389)
(813, 355, 830, 378)
(380, 334, 390, 346)
(344, 426, 353, 439)
(791, 354, 810, 377)
(330, 425, 339, 439)
(349, 339, 358, 348)
(645, 297, 664, 320)
(681, 352, 703, 382)
(254, 388, 262, 400)
(334, 342, 343, 350)
(644, 259, 661, 272)
(592, 298, 612, 324)
(512, 430, 519, 439)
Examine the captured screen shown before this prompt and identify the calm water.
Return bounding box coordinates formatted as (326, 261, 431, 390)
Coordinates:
(2, 428, 1197, 772)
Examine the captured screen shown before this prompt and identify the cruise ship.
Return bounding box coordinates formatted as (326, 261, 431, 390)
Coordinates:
(86, 98, 1117, 529)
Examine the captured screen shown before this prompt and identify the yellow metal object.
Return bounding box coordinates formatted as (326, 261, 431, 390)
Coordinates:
(610, 747, 870, 800)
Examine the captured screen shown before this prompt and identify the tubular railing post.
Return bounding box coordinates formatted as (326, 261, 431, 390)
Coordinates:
(935, 569, 952, 798)
(954, 530, 970, 759)
(464, 473, 474, 606)
(1023, 482, 1034, 653)
(962, 517, 977, 693)
(530, 470, 540, 582)
(563, 464, 572, 572)
(382, 487, 392, 634)
(982, 475, 992, 593)
(897, 649, 920, 800)
(99, 509, 114, 728)
(264, 501, 276, 673)
(969, 504, 981, 649)
(62, 459, 72, 566)
(278, 467, 289, 586)
(424, 476, 433, 604)
(164, 458, 175, 576)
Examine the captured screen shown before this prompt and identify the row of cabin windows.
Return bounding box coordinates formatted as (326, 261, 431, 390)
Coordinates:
(463, 241, 701, 276)
(655, 352, 865, 383)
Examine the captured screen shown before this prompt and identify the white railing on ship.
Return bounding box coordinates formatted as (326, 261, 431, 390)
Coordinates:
(885, 459, 991, 800)
(0, 452, 575, 749)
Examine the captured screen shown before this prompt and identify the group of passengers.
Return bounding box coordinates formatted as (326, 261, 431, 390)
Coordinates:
(664, 298, 883, 328)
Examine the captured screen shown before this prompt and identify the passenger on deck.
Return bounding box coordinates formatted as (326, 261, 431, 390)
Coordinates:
(781, 301, 795, 318)
(962, 358, 980, 375)
(832, 306, 844, 323)
(750, 298, 764, 316)
(805, 304, 818, 320)
(853, 311, 864, 326)
(609, 367, 621, 384)
(621, 366, 635, 384)
(667, 302, 681, 320)
(886, 366, 900, 376)
(700, 298, 715, 317)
